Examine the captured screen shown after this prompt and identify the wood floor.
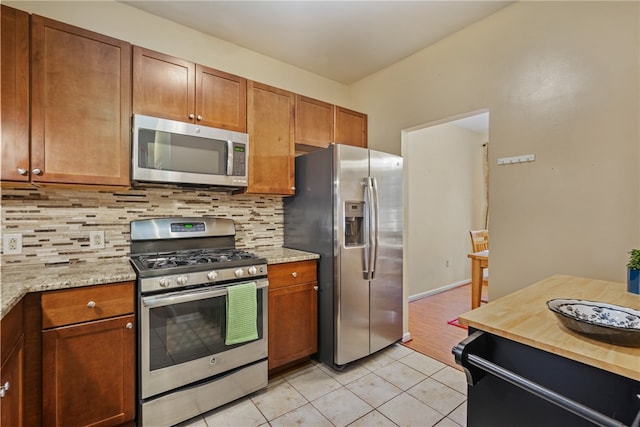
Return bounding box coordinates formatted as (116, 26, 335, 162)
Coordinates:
(402, 283, 488, 370)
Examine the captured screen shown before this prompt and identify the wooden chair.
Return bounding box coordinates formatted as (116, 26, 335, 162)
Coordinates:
(469, 230, 489, 286)
(469, 229, 489, 252)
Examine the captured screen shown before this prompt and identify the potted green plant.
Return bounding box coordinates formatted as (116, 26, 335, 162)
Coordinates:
(627, 249, 640, 294)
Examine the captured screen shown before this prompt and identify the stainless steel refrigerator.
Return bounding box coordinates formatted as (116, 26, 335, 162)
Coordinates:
(284, 144, 403, 370)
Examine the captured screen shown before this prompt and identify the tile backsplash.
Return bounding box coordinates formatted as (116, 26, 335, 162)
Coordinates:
(1, 185, 284, 267)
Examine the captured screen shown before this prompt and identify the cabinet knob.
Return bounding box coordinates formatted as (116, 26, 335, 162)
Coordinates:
(314, 286, 319, 291)
(0, 381, 9, 398)
(189, 113, 195, 119)
(17, 168, 28, 176)
(292, 272, 297, 278)
(87, 301, 96, 308)
(32, 168, 43, 176)
(197, 115, 202, 121)
(126, 322, 133, 329)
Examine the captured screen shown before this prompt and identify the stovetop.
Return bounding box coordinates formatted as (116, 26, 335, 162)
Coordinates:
(134, 248, 260, 271)
(131, 248, 266, 277)
(129, 217, 267, 292)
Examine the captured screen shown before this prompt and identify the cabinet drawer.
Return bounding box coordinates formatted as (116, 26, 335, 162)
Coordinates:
(268, 260, 317, 289)
(41, 281, 134, 329)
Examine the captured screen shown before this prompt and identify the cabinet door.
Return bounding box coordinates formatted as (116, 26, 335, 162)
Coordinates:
(42, 315, 135, 427)
(197, 65, 247, 132)
(1, 5, 30, 182)
(268, 282, 318, 370)
(132, 46, 195, 123)
(247, 81, 295, 195)
(335, 106, 367, 148)
(0, 337, 24, 427)
(30, 15, 131, 186)
(295, 95, 334, 149)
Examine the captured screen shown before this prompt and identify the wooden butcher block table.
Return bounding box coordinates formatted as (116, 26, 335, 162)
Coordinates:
(456, 274, 640, 427)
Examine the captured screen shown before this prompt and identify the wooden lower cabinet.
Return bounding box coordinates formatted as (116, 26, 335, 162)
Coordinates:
(42, 315, 135, 427)
(1, 337, 24, 427)
(268, 260, 318, 373)
(39, 281, 135, 427)
(0, 337, 24, 427)
(1, 298, 24, 427)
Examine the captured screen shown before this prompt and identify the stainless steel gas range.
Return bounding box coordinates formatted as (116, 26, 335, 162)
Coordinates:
(129, 217, 268, 427)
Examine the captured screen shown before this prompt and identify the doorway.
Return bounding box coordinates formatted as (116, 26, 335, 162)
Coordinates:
(401, 110, 489, 366)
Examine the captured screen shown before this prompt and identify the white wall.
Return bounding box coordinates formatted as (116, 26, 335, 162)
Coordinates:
(404, 121, 486, 299)
(352, 1, 640, 302)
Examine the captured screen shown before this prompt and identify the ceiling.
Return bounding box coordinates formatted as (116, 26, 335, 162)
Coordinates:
(122, 1, 513, 85)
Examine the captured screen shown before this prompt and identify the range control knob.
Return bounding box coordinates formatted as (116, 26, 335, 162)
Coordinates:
(234, 268, 244, 278)
(248, 266, 257, 275)
(176, 276, 189, 286)
(159, 278, 171, 288)
(207, 271, 218, 281)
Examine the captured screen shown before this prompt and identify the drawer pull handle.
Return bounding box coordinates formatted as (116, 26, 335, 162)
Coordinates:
(126, 322, 133, 329)
(292, 272, 297, 278)
(87, 301, 96, 308)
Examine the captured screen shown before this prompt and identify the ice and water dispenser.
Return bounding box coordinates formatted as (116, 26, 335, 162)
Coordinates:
(344, 201, 364, 246)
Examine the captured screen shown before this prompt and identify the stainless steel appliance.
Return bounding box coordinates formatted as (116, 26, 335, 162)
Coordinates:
(130, 217, 268, 427)
(284, 144, 403, 370)
(132, 114, 249, 189)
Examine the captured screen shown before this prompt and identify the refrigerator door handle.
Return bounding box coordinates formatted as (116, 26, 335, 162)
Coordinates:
(363, 177, 375, 280)
(371, 177, 380, 279)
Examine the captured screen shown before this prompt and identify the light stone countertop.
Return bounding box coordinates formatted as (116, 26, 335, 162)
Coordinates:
(0, 247, 319, 319)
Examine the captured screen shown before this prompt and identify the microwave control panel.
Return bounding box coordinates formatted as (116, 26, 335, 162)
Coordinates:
(232, 143, 246, 176)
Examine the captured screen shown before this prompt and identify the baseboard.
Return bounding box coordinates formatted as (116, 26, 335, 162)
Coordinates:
(408, 279, 470, 302)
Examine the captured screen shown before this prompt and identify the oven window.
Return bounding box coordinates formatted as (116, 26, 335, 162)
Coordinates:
(137, 128, 227, 175)
(147, 292, 264, 371)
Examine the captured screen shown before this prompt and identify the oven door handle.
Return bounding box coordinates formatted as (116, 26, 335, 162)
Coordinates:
(142, 279, 268, 308)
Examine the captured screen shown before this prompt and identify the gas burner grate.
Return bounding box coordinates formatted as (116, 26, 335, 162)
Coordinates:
(137, 249, 259, 271)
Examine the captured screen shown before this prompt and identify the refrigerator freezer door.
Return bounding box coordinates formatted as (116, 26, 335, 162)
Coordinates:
(369, 149, 403, 354)
(335, 145, 371, 366)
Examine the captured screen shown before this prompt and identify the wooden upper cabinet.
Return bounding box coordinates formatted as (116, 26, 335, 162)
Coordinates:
(197, 65, 247, 131)
(30, 15, 131, 187)
(132, 46, 195, 123)
(335, 106, 368, 148)
(133, 46, 247, 132)
(1, 5, 30, 183)
(247, 81, 295, 195)
(295, 95, 334, 149)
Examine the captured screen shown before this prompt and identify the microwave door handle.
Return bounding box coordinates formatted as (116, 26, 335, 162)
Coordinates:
(227, 140, 234, 176)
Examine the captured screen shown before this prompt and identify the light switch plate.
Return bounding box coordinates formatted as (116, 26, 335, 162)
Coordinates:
(90, 230, 105, 249)
(3, 233, 23, 255)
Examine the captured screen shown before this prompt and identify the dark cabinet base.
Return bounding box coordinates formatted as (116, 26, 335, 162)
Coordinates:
(454, 330, 640, 427)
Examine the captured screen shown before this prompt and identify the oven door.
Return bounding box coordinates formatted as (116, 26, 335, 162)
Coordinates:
(139, 278, 268, 399)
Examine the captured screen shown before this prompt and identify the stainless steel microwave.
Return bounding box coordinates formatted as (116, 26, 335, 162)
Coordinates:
(132, 115, 249, 188)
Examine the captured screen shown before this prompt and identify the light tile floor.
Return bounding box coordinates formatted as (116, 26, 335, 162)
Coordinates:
(175, 344, 467, 427)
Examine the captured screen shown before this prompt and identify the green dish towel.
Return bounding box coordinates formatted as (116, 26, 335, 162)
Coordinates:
(225, 282, 259, 345)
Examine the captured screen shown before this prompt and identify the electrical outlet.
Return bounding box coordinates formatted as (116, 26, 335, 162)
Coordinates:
(90, 230, 105, 249)
(3, 233, 23, 255)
